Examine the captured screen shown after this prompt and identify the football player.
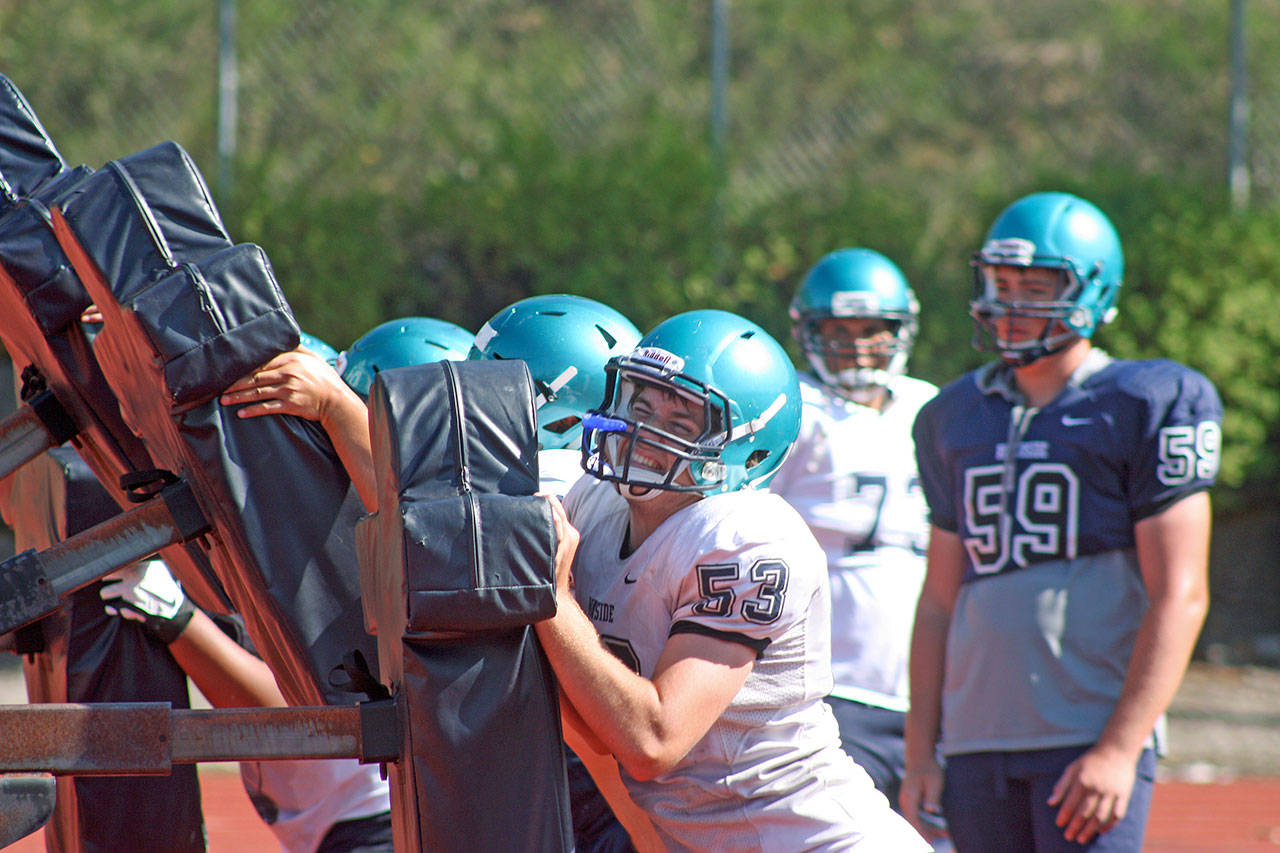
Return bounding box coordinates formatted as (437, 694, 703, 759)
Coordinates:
(902, 192, 1221, 850)
(100, 556, 394, 853)
(537, 309, 929, 850)
(770, 249, 938, 816)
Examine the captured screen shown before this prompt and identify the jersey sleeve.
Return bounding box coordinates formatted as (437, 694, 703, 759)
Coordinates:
(912, 394, 958, 532)
(1125, 363, 1223, 520)
(667, 533, 817, 657)
(768, 416, 818, 498)
(769, 380, 826, 497)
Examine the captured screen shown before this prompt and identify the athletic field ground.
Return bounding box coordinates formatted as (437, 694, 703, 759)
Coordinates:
(4, 661, 1278, 851)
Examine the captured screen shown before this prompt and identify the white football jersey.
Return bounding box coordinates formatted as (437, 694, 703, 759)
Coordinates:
(770, 373, 937, 710)
(240, 759, 389, 853)
(538, 447, 586, 499)
(564, 476, 928, 852)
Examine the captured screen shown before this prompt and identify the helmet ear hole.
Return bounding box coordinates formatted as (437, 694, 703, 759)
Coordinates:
(745, 449, 769, 470)
(543, 415, 580, 435)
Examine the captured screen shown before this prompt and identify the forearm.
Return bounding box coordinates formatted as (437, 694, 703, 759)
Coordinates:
(1096, 492, 1212, 758)
(169, 610, 287, 708)
(904, 598, 948, 767)
(905, 526, 962, 768)
(318, 386, 377, 512)
(1094, 585, 1208, 758)
(535, 592, 671, 779)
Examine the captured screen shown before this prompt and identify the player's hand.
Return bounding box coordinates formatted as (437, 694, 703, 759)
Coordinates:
(220, 346, 349, 422)
(541, 493, 579, 597)
(1047, 744, 1136, 844)
(100, 559, 195, 644)
(900, 756, 949, 843)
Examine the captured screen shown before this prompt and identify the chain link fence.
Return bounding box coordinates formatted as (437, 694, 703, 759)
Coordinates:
(5, 1, 1279, 214)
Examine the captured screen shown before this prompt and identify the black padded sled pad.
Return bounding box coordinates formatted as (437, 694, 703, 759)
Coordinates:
(0, 93, 226, 611)
(364, 359, 556, 634)
(359, 361, 570, 852)
(59, 141, 232, 297)
(52, 185, 375, 706)
(0, 74, 65, 204)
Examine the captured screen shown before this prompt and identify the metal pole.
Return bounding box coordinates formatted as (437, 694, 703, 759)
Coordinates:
(217, 0, 238, 200)
(0, 703, 373, 773)
(710, 0, 730, 280)
(1228, 0, 1249, 211)
(710, 0, 729, 173)
(0, 405, 58, 482)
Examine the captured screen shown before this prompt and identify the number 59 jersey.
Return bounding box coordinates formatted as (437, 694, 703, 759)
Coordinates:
(564, 476, 923, 850)
(913, 351, 1222, 584)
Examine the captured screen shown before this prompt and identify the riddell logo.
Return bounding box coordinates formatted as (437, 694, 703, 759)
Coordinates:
(632, 347, 685, 375)
(982, 237, 1036, 265)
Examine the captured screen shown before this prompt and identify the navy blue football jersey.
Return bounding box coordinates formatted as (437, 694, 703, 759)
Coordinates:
(913, 351, 1222, 583)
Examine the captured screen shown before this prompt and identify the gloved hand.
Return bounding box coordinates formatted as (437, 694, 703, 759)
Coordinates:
(100, 559, 195, 644)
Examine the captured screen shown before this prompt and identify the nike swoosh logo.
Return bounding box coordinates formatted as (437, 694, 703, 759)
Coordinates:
(623, 575, 638, 584)
(1061, 415, 1093, 426)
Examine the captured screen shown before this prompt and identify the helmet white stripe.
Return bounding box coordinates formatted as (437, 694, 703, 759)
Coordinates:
(472, 321, 497, 351)
(534, 365, 578, 409)
(728, 392, 787, 441)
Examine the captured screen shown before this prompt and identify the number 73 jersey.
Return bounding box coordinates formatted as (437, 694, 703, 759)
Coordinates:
(913, 352, 1222, 583)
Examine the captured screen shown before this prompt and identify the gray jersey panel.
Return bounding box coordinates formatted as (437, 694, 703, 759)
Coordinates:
(941, 548, 1156, 755)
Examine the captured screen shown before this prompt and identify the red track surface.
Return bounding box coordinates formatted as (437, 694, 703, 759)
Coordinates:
(5, 771, 1279, 851)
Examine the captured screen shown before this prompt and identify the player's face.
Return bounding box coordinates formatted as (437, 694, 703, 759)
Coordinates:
(985, 264, 1066, 345)
(814, 316, 895, 373)
(623, 383, 706, 480)
(597, 377, 711, 507)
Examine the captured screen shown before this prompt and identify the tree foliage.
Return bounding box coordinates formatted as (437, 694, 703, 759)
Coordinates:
(2, 0, 1279, 503)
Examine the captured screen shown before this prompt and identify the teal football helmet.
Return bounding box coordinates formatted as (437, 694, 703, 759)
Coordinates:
(298, 332, 340, 367)
(339, 317, 474, 396)
(971, 191, 1123, 365)
(469, 294, 642, 451)
(582, 309, 801, 497)
(790, 248, 919, 401)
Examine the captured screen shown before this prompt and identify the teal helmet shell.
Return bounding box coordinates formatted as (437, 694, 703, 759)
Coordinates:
(339, 317, 474, 396)
(583, 309, 801, 496)
(298, 332, 340, 366)
(469, 294, 642, 450)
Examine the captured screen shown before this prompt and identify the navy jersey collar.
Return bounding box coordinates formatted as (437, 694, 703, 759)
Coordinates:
(976, 348, 1114, 405)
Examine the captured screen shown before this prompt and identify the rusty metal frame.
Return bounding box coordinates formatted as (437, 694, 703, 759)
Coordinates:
(0, 478, 211, 636)
(0, 699, 400, 775)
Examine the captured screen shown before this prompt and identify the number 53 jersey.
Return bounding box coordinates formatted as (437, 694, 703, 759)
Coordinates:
(911, 350, 1222, 754)
(564, 476, 926, 850)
